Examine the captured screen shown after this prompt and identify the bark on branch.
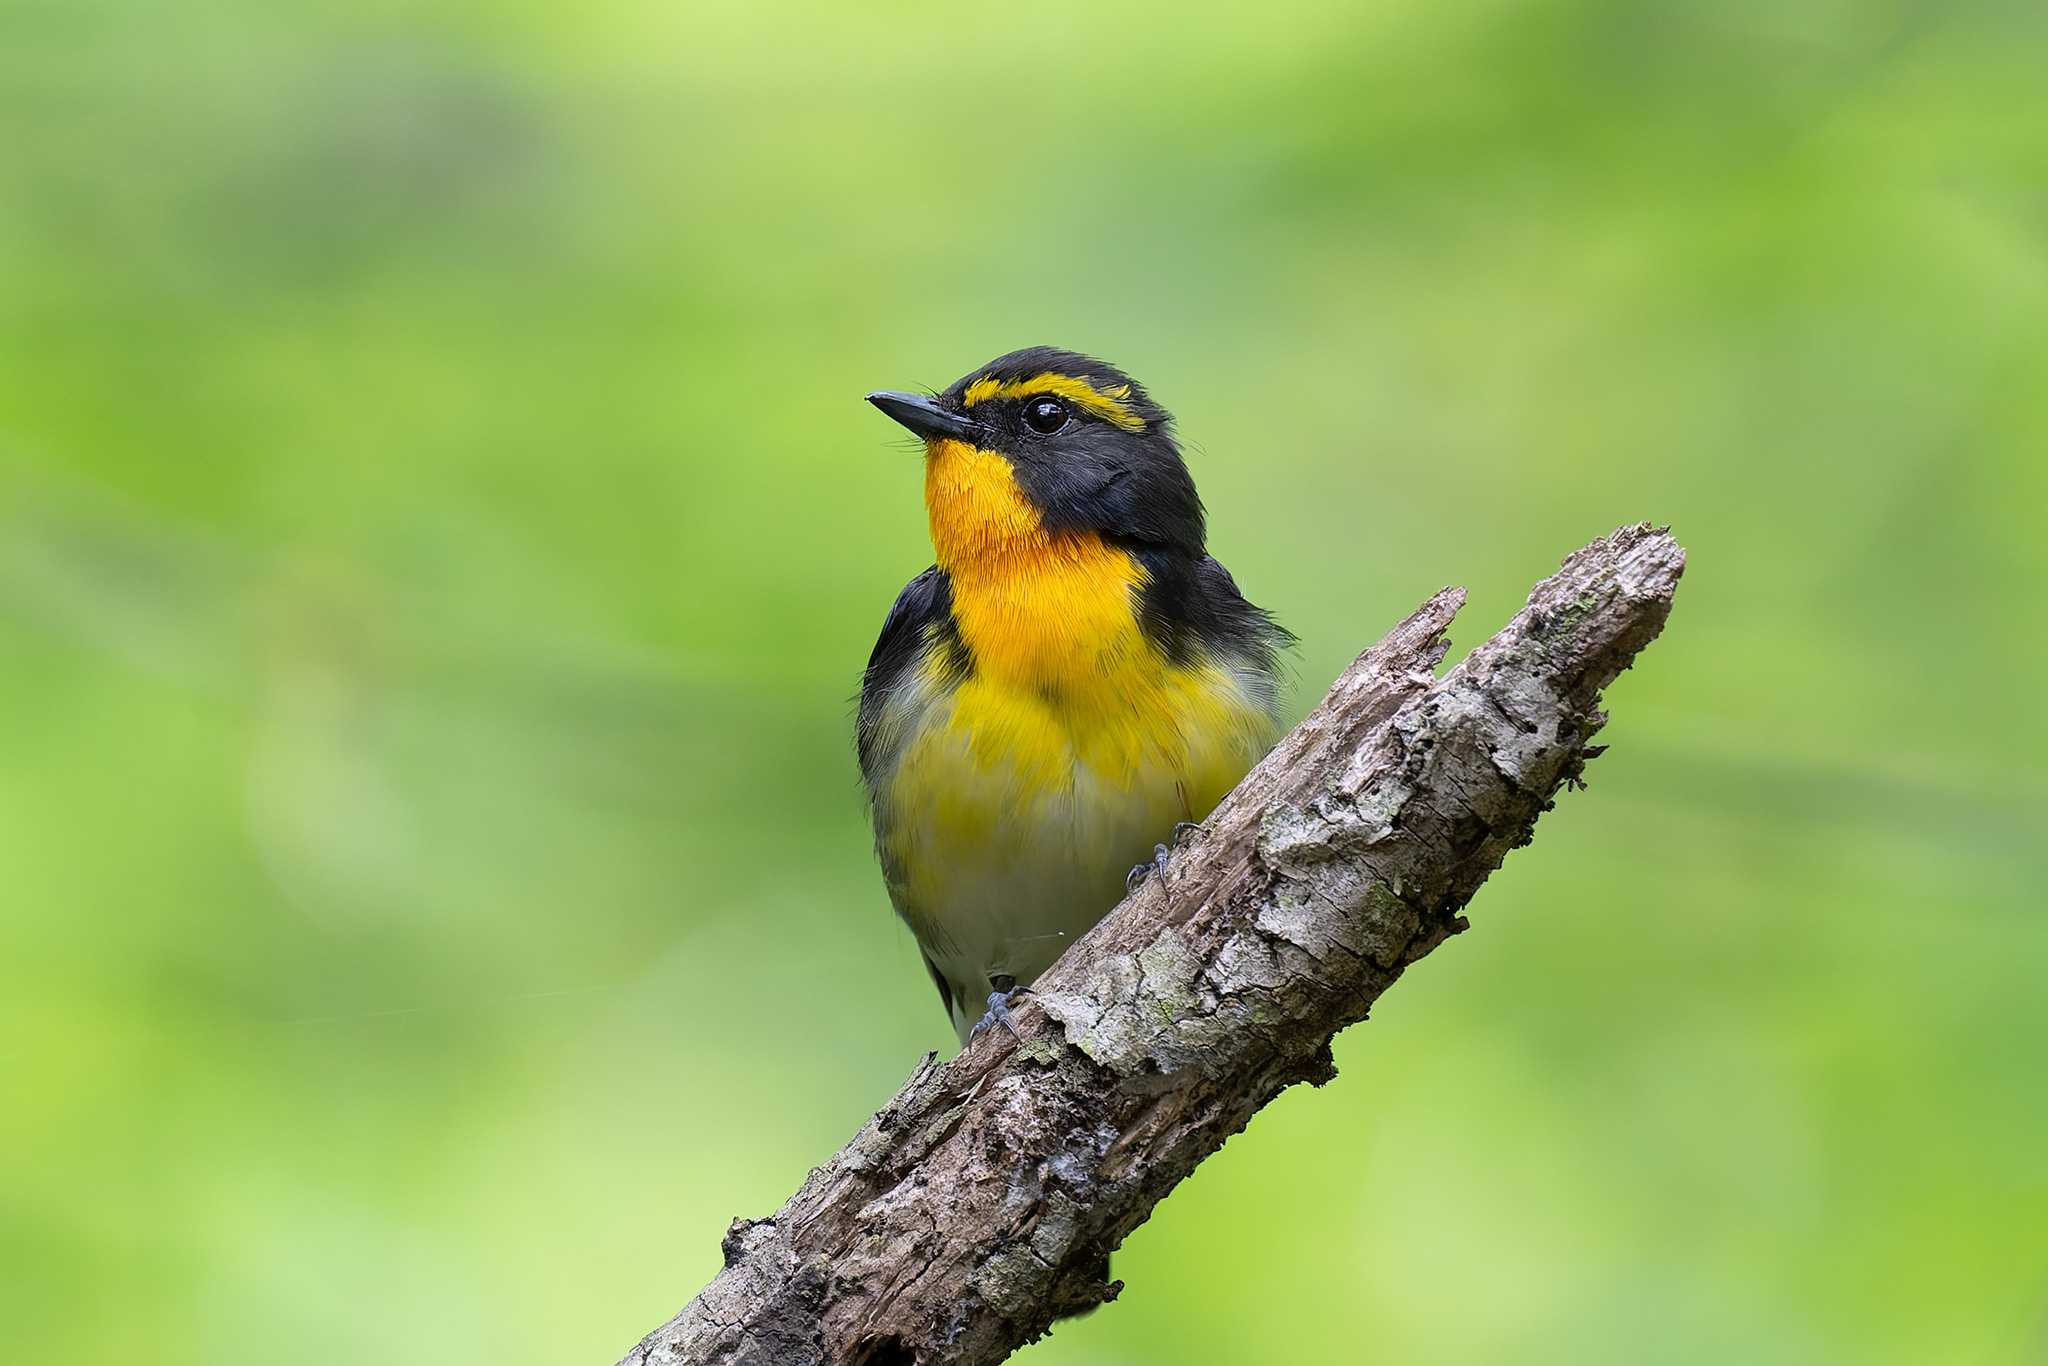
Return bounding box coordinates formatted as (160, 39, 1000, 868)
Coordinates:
(619, 523, 1687, 1366)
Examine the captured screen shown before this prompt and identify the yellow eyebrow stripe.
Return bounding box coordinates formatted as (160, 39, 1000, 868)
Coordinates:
(960, 372, 1146, 432)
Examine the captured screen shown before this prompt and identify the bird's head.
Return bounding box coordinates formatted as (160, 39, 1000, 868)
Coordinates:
(867, 347, 1205, 560)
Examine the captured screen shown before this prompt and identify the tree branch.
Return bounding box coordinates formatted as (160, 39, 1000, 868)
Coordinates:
(619, 523, 1687, 1366)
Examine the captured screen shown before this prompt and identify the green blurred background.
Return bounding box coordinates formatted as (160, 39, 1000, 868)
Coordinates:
(4, 0, 2044, 1361)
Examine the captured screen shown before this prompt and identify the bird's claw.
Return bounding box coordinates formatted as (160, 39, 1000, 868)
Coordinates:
(1125, 840, 1175, 894)
(1126, 823, 1202, 893)
(970, 977, 1030, 1038)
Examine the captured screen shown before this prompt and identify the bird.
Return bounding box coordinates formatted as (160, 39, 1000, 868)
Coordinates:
(857, 347, 1290, 1045)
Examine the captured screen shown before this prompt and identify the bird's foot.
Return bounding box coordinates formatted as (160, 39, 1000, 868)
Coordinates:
(970, 975, 1031, 1038)
(1125, 843, 1172, 894)
(1125, 823, 1200, 893)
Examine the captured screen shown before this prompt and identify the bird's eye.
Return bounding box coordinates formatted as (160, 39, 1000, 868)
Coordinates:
(1022, 396, 1070, 435)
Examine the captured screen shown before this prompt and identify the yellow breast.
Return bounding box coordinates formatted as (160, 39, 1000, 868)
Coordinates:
(912, 437, 1269, 806)
(924, 439, 1145, 696)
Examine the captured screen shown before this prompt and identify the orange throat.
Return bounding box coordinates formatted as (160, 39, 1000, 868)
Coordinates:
(923, 439, 1149, 692)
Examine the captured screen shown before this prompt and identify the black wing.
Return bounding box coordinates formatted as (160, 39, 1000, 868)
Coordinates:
(1125, 546, 1293, 678)
(857, 567, 967, 1025)
(855, 565, 956, 784)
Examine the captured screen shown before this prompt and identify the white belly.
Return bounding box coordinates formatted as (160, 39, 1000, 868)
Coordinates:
(872, 664, 1273, 1040)
(903, 754, 1180, 1027)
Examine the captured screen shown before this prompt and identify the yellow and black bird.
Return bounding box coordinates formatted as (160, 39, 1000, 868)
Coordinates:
(859, 347, 1290, 1044)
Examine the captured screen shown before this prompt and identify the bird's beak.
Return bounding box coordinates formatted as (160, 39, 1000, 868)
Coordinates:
(866, 391, 981, 443)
